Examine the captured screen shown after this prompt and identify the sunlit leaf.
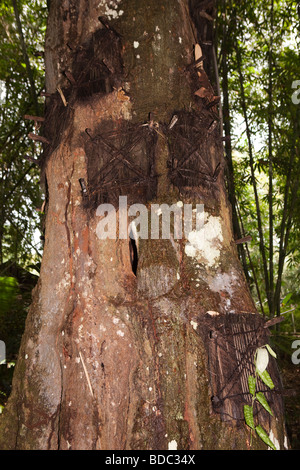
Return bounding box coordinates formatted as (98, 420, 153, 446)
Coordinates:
(282, 293, 293, 306)
(265, 344, 277, 359)
(248, 375, 256, 396)
(244, 405, 255, 430)
(257, 369, 275, 390)
(255, 425, 277, 450)
(256, 392, 273, 416)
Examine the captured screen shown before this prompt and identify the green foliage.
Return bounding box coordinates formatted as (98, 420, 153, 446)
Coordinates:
(243, 346, 277, 449)
(0, 0, 47, 410)
(0, 0, 48, 266)
(217, 0, 300, 322)
(257, 369, 275, 390)
(248, 375, 256, 397)
(0, 276, 18, 314)
(281, 293, 293, 306)
(265, 343, 277, 358)
(0, 265, 37, 407)
(243, 404, 255, 429)
(255, 425, 277, 451)
(256, 392, 273, 415)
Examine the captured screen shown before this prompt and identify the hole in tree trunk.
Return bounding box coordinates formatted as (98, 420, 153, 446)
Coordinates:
(129, 227, 138, 276)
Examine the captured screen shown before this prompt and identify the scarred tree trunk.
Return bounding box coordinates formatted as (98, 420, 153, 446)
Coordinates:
(0, 0, 288, 450)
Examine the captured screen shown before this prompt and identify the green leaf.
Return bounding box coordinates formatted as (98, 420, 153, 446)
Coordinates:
(244, 405, 255, 430)
(256, 392, 273, 416)
(282, 293, 292, 306)
(0, 276, 19, 315)
(257, 369, 275, 390)
(255, 425, 277, 450)
(248, 375, 256, 396)
(265, 344, 277, 359)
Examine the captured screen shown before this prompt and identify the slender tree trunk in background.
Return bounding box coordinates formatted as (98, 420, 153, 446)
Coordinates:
(267, 0, 274, 317)
(0, 0, 288, 450)
(235, 46, 271, 312)
(274, 117, 300, 316)
(219, 1, 249, 284)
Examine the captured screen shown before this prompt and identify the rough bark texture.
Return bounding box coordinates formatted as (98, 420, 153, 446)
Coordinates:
(0, 0, 288, 450)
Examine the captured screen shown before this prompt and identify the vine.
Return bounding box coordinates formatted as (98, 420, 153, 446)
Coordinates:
(244, 345, 277, 450)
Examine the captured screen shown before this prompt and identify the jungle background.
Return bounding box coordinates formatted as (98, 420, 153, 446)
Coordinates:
(0, 0, 299, 449)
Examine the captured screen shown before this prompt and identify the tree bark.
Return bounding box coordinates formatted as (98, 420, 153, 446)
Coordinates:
(0, 0, 288, 450)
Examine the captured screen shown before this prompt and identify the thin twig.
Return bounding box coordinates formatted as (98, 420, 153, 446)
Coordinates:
(57, 86, 68, 106)
(79, 351, 94, 397)
(28, 132, 50, 145)
(24, 115, 45, 122)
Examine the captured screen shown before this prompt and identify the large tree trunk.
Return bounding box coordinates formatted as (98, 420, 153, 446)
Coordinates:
(0, 0, 288, 450)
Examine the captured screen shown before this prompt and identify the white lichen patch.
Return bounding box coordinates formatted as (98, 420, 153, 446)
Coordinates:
(210, 271, 237, 295)
(133, 41, 139, 49)
(152, 29, 162, 54)
(168, 440, 177, 450)
(117, 330, 125, 337)
(269, 429, 280, 450)
(78, 324, 84, 339)
(185, 213, 223, 267)
(190, 320, 198, 330)
(98, 0, 124, 20)
(56, 272, 71, 291)
(207, 311, 220, 316)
